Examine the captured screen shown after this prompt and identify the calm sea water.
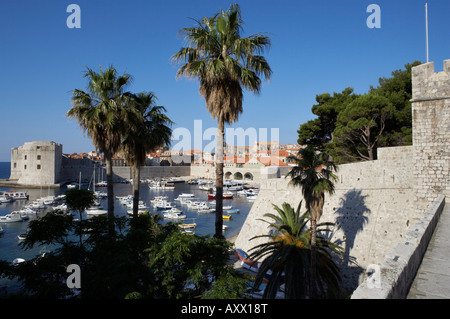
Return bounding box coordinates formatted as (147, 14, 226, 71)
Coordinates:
(0, 162, 10, 179)
(0, 179, 256, 291)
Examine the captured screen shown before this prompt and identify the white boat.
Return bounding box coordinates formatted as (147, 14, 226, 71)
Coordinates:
(41, 196, 55, 205)
(53, 204, 68, 211)
(163, 210, 186, 220)
(17, 233, 27, 240)
(94, 191, 107, 198)
(12, 258, 25, 266)
(26, 200, 45, 210)
(85, 202, 107, 215)
(178, 193, 195, 198)
(178, 222, 197, 230)
(85, 209, 107, 216)
(0, 214, 23, 223)
(155, 201, 173, 210)
(0, 191, 29, 200)
(150, 196, 168, 203)
(0, 195, 14, 203)
(149, 181, 175, 190)
(19, 207, 37, 215)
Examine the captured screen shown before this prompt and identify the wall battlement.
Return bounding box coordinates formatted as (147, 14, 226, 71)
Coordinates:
(412, 59, 450, 100)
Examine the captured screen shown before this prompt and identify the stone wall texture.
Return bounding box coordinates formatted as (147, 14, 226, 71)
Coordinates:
(235, 59, 450, 295)
(412, 60, 450, 214)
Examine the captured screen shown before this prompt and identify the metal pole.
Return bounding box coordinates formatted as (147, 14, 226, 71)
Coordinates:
(425, 3, 429, 63)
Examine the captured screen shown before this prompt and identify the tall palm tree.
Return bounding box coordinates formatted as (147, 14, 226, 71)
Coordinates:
(172, 3, 272, 238)
(67, 65, 132, 218)
(285, 145, 338, 298)
(120, 92, 173, 218)
(249, 202, 342, 299)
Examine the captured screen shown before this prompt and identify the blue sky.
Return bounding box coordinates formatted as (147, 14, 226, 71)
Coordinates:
(0, 0, 448, 162)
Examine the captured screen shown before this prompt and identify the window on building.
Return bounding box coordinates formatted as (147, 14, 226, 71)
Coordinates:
(24, 165, 27, 170)
(24, 155, 27, 160)
(37, 155, 41, 160)
(37, 165, 41, 170)
(13, 163, 16, 168)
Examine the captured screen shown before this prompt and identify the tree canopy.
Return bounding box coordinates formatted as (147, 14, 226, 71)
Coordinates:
(297, 61, 421, 163)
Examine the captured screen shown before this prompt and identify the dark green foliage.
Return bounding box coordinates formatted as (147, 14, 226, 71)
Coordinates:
(297, 61, 422, 163)
(249, 202, 343, 299)
(0, 211, 244, 299)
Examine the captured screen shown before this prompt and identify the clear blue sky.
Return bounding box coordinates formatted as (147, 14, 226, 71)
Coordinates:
(0, 0, 448, 162)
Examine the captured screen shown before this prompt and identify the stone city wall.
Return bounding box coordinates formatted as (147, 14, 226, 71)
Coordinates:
(235, 145, 417, 293)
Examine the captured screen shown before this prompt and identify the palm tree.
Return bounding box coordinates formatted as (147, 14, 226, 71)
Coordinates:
(249, 202, 342, 299)
(285, 145, 338, 298)
(67, 65, 132, 218)
(172, 3, 272, 238)
(120, 92, 173, 218)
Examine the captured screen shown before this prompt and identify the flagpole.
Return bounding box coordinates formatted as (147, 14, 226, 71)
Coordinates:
(425, 3, 429, 63)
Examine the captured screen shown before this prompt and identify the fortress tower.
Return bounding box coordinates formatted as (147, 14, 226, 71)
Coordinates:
(10, 141, 62, 186)
(411, 60, 450, 213)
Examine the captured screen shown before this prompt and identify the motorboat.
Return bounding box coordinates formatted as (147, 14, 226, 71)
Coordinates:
(0, 213, 23, 223)
(85, 203, 107, 215)
(0, 191, 29, 200)
(12, 258, 25, 266)
(150, 195, 168, 203)
(154, 201, 173, 210)
(0, 195, 14, 203)
(222, 215, 232, 220)
(85, 209, 107, 216)
(163, 210, 186, 220)
(226, 208, 240, 214)
(26, 200, 45, 210)
(179, 193, 195, 198)
(149, 181, 175, 190)
(94, 191, 107, 199)
(53, 204, 68, 211)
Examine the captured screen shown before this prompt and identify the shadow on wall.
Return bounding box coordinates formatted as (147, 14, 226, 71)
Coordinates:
(333, 189, 372, 292)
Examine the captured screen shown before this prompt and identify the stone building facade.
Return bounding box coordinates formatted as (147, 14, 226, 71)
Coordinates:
(10, 141, 63, 186)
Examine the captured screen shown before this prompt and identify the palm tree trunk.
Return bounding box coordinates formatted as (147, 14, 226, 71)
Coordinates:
(309, 196, 324, 299)
(132, 162, 141, 218)
(310, 216, 317, 299)
(105, 154, 115, 218)
(214, 116, 225, 238)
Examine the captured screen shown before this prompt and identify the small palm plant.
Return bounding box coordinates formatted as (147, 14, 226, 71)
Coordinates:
(248, 202, 343, 299)
(286, 145, 338, 298)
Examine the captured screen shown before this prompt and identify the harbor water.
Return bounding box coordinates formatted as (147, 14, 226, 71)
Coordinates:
(0, 169, 256, 275)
